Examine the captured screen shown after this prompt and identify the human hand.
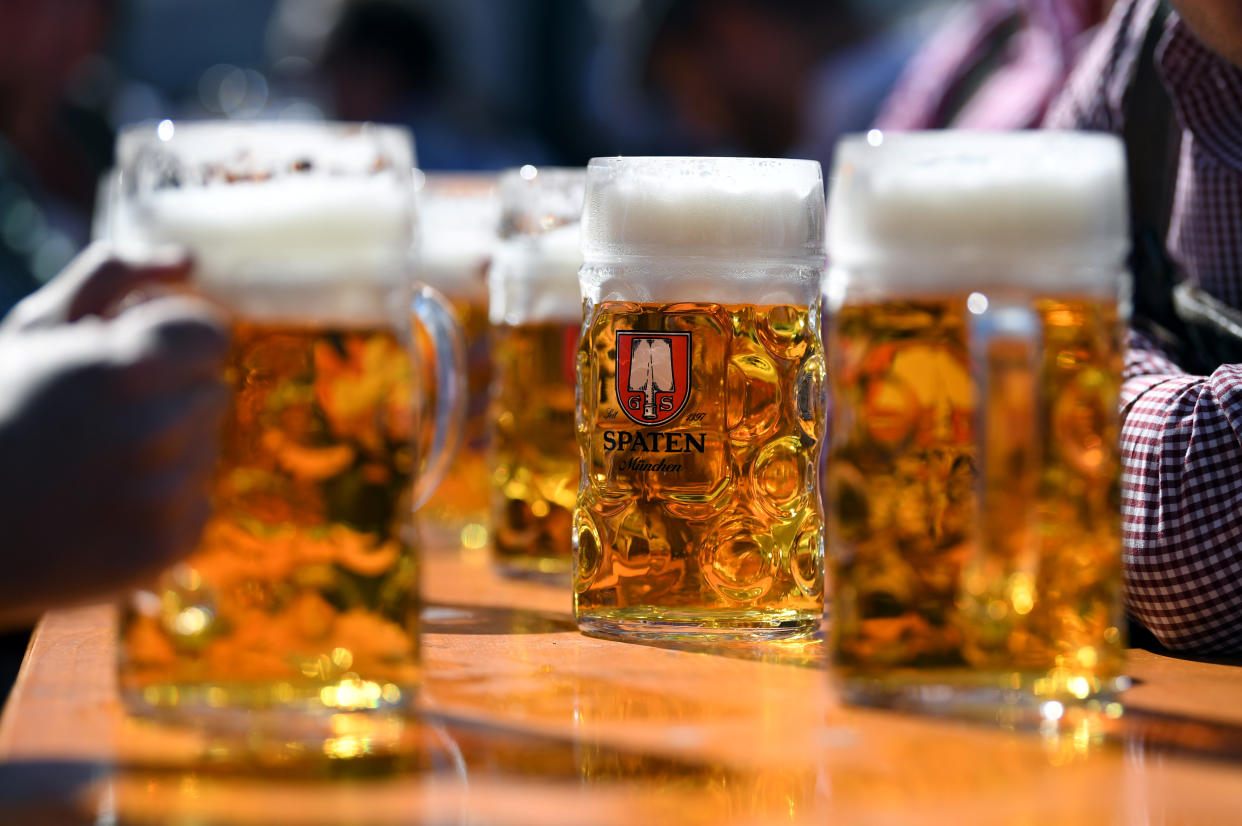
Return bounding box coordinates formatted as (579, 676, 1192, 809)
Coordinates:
(0, 243, 229, 627)
(0, 241, 196, 333)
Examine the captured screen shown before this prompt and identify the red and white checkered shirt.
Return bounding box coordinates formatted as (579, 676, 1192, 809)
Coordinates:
(1048, 0, 1242, 653)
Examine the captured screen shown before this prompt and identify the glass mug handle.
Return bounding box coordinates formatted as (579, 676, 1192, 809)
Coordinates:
(410, 283, 468, 509)
(962, 293, 1042, 666)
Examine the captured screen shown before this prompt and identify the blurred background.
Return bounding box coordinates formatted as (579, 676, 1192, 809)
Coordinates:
(0, 0, 956, 309)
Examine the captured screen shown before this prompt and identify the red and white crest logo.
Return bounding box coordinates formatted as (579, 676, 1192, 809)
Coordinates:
(615, 331, 692, 427)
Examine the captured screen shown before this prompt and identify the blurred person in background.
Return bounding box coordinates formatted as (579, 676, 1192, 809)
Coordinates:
(1045, 0, 1242, 655)
(643, 0, 921, 164)
(0, 0, 118, 316)
(875, 0, 1112, 130)
(320, 0, 549, 170)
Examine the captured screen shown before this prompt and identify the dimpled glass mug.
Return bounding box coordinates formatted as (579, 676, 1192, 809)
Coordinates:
(574, 157, 828, 641)
(111, 121, 465, 754)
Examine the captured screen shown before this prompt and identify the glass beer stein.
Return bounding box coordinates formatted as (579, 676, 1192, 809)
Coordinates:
(825, 131, 1129, 718)
(111, 121, 464, 748)
(576, 157, 827, 641)
(415, 174, 499, 550)
(488, 167, 586, 578)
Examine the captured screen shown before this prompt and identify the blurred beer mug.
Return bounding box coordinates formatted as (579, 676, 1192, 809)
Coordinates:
(111, 121, 465, 745)
(91, 169, 119, 242)
(825, 131, 1128, 718)
(488, 166, 585, 578)
(415, 174, 500, 550)
(576, 157, 827, 640)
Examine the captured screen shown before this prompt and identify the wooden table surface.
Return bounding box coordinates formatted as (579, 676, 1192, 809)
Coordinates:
(1, 544, 1241, 825)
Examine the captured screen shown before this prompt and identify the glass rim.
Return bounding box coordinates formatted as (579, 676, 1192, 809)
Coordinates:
(116, 119, 416, 170)
(586, 155, 822, 174)
(499, 164, 587, 181)
(117, 118, 412, 140)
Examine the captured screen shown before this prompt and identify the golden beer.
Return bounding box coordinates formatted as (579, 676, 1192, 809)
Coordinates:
(491, 321, 580, 573)
(575, 301, 825, 635)
(828, 296, 1125, 699)
(417, 293, 491, 540)
(121, 321, 420, 712)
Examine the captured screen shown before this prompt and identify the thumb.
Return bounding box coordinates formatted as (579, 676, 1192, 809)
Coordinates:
(4, 241, 194, 331)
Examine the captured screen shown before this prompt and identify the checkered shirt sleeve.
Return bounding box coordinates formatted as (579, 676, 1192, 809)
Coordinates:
(1049, 0, 1242, 653)
(1121, 332, 1242, 652)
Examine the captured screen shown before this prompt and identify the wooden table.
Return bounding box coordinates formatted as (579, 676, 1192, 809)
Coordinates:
(1, 545, 1241, 825)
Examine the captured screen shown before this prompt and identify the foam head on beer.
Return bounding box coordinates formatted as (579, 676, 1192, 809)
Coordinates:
(115, 121, 416, 324)
(416, 174, 499, 304)
(827, 131, 1129, 294)
(489, 224, 583, 326)
(490, 166, 586, 326)
(580, 157, 826, 306)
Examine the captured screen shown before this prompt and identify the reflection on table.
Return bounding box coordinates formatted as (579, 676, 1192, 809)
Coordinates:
(1, 545, 1240, 825)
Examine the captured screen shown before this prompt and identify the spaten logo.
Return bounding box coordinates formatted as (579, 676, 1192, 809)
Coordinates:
(615, 331, 691, 427)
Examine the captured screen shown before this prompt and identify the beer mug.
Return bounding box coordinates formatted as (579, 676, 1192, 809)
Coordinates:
(825, 131, 1128, 717)
(111, 121, 465, 746)
(576, 157, 827, 640)
(488, 167, 585, 577)
(415, 174, 499, 549)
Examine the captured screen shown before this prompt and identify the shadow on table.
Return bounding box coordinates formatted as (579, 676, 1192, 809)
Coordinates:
(1118, 707, 1242, 763)
(0, 760, 106, 825)
(0, 714, 776, 825)
(422, 602, 576, 636)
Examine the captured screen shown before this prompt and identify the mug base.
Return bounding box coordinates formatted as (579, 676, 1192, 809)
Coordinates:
(120, 681, 419, 764)
(577, 607, 821, 643)
(834, 668, 1130, 728)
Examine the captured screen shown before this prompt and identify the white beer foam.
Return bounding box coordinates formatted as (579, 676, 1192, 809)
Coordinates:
(827, 131, 1129, 291)
(417, 180, 498, 302)
(489, 224, 583, 325)
(115, 121, 418, 325)
(420, 234, 492, 302)
(580, 157, 825, 305)
(122, 177, 413, 324)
